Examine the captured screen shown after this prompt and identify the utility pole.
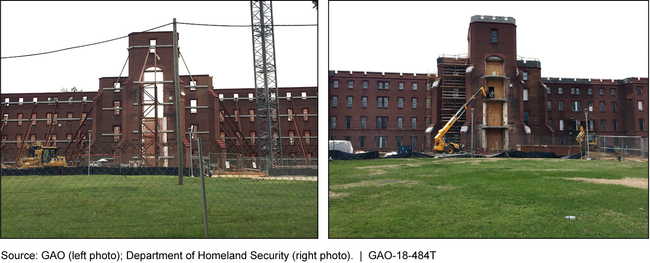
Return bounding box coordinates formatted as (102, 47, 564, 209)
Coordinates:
(173, 18, 184, 184)
(584, 108, 590, 160)
(470, 108, 474, 157)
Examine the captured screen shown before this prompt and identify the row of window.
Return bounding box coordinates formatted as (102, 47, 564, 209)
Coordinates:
(545, 100, 644, 112)
(330, 116, 420, 130)
(545, 118, 645, 131)
(217, 91, 311, 101)
(331, 96, 431, 109)
(218, 108, 311, 122)
(6, 133, 87, 147)
(546, 86, 643, 96)
(4, 96, 89, 105)
(2, 112, 89, 126)
(332, 80, 420, 91)
(219, 130, 312, 146)
(334, 136, 418, 149)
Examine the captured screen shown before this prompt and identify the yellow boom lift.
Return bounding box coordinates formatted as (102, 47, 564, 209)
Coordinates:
(434, 86, 487, 154)
(576, 126, 597, 150)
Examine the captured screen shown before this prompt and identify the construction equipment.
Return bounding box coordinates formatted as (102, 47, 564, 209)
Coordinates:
(576, 126, 597, 150)
(16, 142, 67, 169)
(433, 86, 487, 154)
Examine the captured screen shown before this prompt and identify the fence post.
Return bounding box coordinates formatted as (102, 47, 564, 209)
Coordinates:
(88, 130, 91, 175)
(197, 137, 209, 238)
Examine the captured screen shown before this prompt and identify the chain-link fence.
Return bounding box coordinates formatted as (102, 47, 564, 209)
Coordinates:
(596, 135, 648, 161)
(1, 138, 317, 238)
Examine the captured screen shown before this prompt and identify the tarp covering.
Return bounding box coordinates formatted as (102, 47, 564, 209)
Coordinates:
(329, 150, 379, 160)
(328, 140, 353, 154)
(383, 151, 436, 159)
(486, 151, 560, 158)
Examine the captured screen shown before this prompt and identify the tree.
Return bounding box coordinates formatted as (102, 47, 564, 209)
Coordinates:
(312, 1, 317, 9)
(61, 86, 82, 92)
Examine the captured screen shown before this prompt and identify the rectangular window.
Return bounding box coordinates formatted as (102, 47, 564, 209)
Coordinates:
(30, 134, 36, 142)
(491, 29, 498, 43)
(571, 101, 581, 112)
(362, 81, 368, 90)
(376, 116, 388, 130)
(360, 116, 366, 129)
(523, 71, 528, 81)
(396, 136, 402, 148)
(576, 87, 580, 95)
(333, 80, 339, 88)
(638, 101, 643, 111)
(613, 119, 618, 131)
(411, 117, 417, 130)
(359, 136, 365, 148)
(558, 87, 563, 95)
(599, 88, 604, 96)
(398, 97, 404, 108)
(397, 117, 403, 130)
(250, 131, 256, 145)
(559, 119, 564, 131)
(611, 88, 616, 96)
(588, 101, 593, 112)
(16, 135, 22, 147)
(17, 113, 23, 126)
(304, 131, 310, 145)
(639, 119, 645, 131)
(600, 101, 605, 112)
(46, 113, 52, 126)
(547, 87, 551, 95)
(234, 109, 240, 122)
(113, 101, 121, 115)
(523, 111, 529, 125)
(426, 98, 431, 109)
(288, 131, 295, 145)
(411, 136, 417, 148)
(362, 96, 368, 108)
(588, 88, 592, 95)
(412, 83, 417, 91)
(301, 91, 307, 100)
(412, 98, 417, 109)
(399, 82, 404, 90)
(190, 99, 197, 113)
(287, 108, 293, 122)
(570, 88, 575, 95)
(548, 118, 553, 127)
(32, 113, 37, 126)
(375, 136, 387, 148)
(190, 80, 197, 91)
(331, 116, 336, 129)
(611, 102, 617, 112)
(149, 39, 156, 53)
(547, 101, 552, 111)
(249, 109, 255, 122)
(345, 116, 351, 129)
(53, 113, 58, 125)
(219, 110, 224, 122)
(4, 98, 8, 106)
(113, 126, 121, 142)
(19, 97, 23, 105)
(378, 81, 389, 90)
(67, 133, 72, 141)
(348, 80, 353, 89)
(523, 89, 529, 101)
(377, 97, 388, 108)
(601, 119, 606, 131)
(347, 96, 353, 107)
(286, 92, 291, 101)
(233, 93, 239, 101)
(560, 137, 565, 145)
(558, 101, 564, 111)
(637, 86, 643, 95)
(332, 96, 338, 107)
(302, 108, 308, 121)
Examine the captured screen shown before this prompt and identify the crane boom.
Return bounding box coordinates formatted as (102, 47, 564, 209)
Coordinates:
(433, 86, 486, 153)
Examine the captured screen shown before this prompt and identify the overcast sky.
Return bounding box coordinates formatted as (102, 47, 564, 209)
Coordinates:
(330, 1, 649, 80)
(1, 1, 317, 94)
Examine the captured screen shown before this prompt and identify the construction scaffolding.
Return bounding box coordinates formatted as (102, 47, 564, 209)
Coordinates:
(437, 55, 469, 144)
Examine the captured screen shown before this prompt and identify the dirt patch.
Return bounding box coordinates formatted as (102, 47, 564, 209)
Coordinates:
(440, 158, 504, 165)
(329, 191, 349, 199)
(563, 177, 648, 189)
(355, 163, 422, 170)
(436, 185, 458, 190)
(331, 180, 418, 189)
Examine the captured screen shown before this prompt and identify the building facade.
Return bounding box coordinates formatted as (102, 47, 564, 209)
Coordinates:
(329, 15, 648, 154)
(1, 31, 318, 167)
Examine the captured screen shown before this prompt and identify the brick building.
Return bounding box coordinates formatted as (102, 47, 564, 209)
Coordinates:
(1, 31, 317, 167)
(329, 15, 648, 154)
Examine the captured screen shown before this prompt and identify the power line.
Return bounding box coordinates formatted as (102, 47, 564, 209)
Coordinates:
(1, 23, 172, 59)
(177, 22, 316, 27)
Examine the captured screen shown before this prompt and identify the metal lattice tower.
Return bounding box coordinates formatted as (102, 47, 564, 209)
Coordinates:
(250, 1, 282, 168)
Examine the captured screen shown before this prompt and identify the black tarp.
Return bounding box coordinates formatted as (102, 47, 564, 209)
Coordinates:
(329, 150, 379, 160)
(487, 151, 560, 158)
(383, 151, 436, 159)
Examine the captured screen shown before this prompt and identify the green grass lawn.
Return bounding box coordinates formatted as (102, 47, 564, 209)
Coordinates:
(329, 158, 648, 238)
(1, 175, 317, 238)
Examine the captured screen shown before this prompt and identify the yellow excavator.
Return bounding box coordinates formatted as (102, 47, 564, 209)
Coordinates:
(16, 142, 67, 169)
(576, 126, 597, 150)
(434, 86, 487, 154)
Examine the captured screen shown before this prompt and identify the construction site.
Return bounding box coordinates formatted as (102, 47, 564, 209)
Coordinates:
(329, 15, 648, 161)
